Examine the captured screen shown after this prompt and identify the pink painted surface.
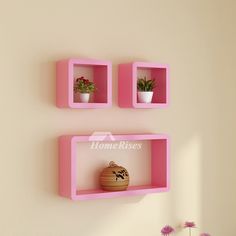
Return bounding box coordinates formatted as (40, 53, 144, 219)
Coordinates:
(59, 136, 76, 199)
(59, 134, 169, 200)
(56, 58, 112, 108)
(118, 62, 169, 108)
(151, 139, 169, 190)
(56, 60, 69, 107)
(118, 64, 133, 107)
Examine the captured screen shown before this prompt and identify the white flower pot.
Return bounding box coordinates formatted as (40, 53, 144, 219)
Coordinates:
(138, 91, 154, 103)
(79, 93, 90, 103)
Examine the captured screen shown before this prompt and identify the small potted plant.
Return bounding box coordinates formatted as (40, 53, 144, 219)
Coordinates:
(137, 77, 156, 103)
(74, 76, 96, 103)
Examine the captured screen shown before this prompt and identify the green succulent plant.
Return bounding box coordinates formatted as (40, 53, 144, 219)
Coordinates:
(137, 77, 156, 92)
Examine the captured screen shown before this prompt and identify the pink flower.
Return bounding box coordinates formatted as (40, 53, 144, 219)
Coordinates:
(184, 222, 196, 236)
(200, 233, 210, 236)
(161, 225, 175, 235)
(184, 221, 196, 228)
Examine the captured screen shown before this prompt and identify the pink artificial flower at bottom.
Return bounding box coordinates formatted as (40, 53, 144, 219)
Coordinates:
(184, 221, 196, 236)
(161, 225, 175, 235)
(200, 233, 210, 236)
(184, 221, 196, 228)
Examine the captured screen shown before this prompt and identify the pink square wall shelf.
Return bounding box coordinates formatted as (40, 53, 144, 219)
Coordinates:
(56, 58, 112, 108)
(118, 62, 169, 108)
(59, 134, 169, 200)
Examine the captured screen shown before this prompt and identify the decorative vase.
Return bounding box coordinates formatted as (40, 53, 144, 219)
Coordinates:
(79, 93, 90, 103)
(138, 91, 154, 103)
(100, 161, 129, 191)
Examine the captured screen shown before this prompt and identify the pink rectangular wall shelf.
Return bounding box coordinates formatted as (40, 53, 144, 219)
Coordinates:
(59, 134, 169, 200)
(118, 62, 169, 108)
(56, 58, 112, 108)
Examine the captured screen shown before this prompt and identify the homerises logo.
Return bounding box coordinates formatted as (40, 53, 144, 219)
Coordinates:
(89, 132, 142, 150)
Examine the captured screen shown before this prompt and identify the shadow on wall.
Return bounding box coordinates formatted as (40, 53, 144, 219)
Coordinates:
(38, 60, 56, 107)
(167, 60, 232, 236)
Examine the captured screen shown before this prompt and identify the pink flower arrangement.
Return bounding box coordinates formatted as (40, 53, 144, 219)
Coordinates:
(160, 222, 211, 236)
(184, 221, 196, 236)
(161, 225, 175, 235)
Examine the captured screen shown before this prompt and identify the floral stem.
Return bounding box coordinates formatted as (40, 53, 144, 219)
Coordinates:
(189, 228, 191, 236)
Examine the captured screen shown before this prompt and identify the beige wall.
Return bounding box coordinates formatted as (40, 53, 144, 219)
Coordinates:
(0, 0, 236, 235)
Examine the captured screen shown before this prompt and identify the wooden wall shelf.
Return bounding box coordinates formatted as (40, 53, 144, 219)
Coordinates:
(59, 134, 169, 200)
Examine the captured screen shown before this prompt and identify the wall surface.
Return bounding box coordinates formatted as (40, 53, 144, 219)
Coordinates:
(0, 0, 236, 235)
